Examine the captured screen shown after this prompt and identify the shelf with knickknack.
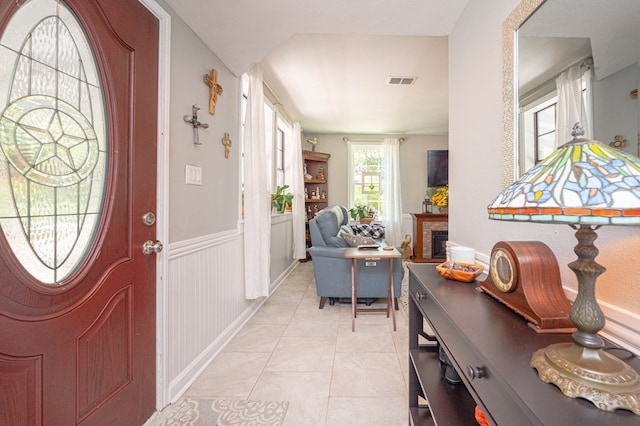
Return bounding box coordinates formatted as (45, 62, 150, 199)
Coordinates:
(302, 150, 330, 261)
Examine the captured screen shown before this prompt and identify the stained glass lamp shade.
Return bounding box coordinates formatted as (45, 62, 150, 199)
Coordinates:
(487, 126, 640, 414)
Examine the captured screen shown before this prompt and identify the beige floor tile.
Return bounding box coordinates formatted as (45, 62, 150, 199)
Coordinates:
(338, 302, 402, 329)
(178, 260, 411, 425)
(393, 333, 410, 372)
(283, 312, 340, 337)
(280, 278, 313, 291)
(326, 397, 409, 426)
(294, 290, 330, 314)
(294, 299, 327, 314)
(334, 350, 404, 371)
(184, 351, 270, 398)
(264, 292, 306, 308)
(249, 302, 297, 324)
(282, 398, 328, 426)
(265, 336, 336, 372)
(249, 371, 332, 401)
(330, 352, 407, 398)
(335, 326, 396, 353)
(223, 323, 286, 352)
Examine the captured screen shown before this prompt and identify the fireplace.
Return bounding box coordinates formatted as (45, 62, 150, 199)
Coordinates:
(432, 231, 448, 259)
(411, 213, 448, 262)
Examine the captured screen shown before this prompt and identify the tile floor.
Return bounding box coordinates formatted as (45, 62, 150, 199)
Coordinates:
(181, 261, 410, 426)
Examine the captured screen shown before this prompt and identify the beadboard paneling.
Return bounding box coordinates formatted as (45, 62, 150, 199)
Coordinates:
(166, 230, 254, 401)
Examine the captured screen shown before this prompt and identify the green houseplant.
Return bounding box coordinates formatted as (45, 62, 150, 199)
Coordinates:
(271, 184, 294, 213)
(348, 204, 372, 224)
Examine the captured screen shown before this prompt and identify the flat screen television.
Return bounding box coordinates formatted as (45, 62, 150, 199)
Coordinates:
(427, 150, 448, 187)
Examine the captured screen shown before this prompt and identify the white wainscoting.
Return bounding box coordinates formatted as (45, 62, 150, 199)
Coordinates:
(163, 222, 299, 404)
(165, 230, 256, 402)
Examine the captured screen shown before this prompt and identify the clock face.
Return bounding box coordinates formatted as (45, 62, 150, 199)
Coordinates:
(490, 248, 517, 293)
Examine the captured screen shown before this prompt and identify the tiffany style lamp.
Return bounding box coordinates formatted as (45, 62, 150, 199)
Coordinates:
(487, 124, 640, 415)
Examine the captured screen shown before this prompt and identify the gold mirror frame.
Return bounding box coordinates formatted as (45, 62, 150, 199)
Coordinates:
(501, 0, 545, 187)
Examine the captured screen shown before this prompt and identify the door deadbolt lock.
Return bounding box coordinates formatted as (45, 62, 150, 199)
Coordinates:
(142, 212, 156, 226)
(142, 240, 163, 255)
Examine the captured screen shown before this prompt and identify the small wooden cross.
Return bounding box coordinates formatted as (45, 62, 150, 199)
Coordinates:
(222, 132, 232, 158)
(204, 68, 223, 115)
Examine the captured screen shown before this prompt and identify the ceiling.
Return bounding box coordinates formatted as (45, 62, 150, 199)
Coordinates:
(518, 0, 640, 96)
(162, 0, 472, 135)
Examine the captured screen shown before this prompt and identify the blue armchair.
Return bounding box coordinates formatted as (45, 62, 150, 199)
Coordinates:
(308, 205, 404, 309)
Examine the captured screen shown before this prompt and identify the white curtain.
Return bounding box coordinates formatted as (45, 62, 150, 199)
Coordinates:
(556, 64, 592, 146)
(243, 65, 271, 299)
(290, 122, 306, 259)
(382, 138, 403, 247)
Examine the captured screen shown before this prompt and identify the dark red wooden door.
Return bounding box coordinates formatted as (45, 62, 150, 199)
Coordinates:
(0, 0, 159, 424)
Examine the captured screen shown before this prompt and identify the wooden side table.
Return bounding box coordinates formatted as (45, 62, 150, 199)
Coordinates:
(344, 247, 401, 332)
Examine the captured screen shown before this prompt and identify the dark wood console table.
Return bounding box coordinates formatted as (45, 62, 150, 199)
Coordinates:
(408, 263, 640, 425)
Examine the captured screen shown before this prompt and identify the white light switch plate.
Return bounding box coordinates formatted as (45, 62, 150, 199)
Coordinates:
(185, 164, 202, 185)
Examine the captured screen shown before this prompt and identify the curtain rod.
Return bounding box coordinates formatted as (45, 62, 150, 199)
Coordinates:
(262, 81, 282, 106)
(520, 56, 593, 106)
(343, 136, 405, 143)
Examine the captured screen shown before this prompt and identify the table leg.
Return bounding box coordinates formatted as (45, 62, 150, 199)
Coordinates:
(389, 258, 396, 331)
(351, 258, 357, 332)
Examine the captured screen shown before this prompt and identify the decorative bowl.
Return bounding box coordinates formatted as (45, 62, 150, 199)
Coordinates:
(436, 261, 484, 283)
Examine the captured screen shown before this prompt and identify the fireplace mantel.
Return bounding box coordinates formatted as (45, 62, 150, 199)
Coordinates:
(411, 213, 448, 263)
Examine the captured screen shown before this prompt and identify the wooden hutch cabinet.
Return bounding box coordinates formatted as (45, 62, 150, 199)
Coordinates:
(302, 150, 330, 260)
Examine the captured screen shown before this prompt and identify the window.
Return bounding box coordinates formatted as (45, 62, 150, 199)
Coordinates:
(264, 100, 274, 189)
(0, 1, 107, 284)
(348, 143, 384, 219)
(520, 63, 591, 173)
(276, 115, 294, 185)
(534, 102, 557, 163)
(275, 127, 284, 187)
(240, 76, 294, 216)
(264, 101, 293, 192)
(521, 95, 557, 172)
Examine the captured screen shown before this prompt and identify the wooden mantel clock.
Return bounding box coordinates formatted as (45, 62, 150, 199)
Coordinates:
(479, 241, 575, 333)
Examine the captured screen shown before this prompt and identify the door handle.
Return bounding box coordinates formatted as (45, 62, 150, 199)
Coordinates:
(142, 240, 164, 255)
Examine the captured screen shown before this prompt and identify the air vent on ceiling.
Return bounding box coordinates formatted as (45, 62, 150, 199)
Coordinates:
(387, 76, 417, 85)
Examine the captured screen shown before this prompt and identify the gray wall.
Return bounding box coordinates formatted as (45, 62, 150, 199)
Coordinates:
(593, 64, 639, 154)
(168, 14, 240, 243)
(302, 133, 448, 214)
(162, 0, 293, 283)
(449, 0, 640, 318)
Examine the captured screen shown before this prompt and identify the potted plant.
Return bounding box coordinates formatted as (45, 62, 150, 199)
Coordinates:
(271, 184, 294, 213)
(349, 204, 372, 224)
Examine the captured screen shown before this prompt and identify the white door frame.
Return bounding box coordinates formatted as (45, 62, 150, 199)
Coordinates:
(138, 0, 171, 410)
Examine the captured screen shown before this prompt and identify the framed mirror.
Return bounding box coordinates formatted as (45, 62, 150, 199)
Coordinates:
(502, 0, 640, 186)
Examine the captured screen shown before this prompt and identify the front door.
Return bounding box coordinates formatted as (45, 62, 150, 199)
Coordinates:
(0, 0, 159, 424)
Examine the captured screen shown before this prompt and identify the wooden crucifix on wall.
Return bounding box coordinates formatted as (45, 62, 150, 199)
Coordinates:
(204, 68, 223, 115)
(222, 132, 232, 158)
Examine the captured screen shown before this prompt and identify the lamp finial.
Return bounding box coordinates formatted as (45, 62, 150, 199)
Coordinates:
(571, 122, 584, 138)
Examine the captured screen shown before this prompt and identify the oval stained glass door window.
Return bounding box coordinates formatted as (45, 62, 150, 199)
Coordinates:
(0, 0, 107, 285)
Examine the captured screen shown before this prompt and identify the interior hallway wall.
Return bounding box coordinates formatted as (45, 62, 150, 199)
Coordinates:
(449, 0, 640, 353)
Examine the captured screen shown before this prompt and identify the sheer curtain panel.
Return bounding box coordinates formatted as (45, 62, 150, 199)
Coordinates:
(382, 138, 403, 247)
(243, 65, 271, 299)
(290, 122, 306, 259)
(556, 64, 592, 145)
